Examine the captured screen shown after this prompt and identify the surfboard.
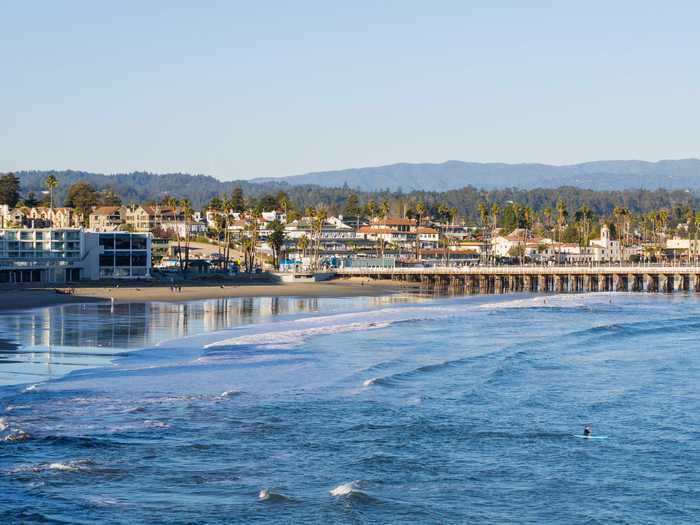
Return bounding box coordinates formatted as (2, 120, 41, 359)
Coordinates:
(573, 435, 608, 440)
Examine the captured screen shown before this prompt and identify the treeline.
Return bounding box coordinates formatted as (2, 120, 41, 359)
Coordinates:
(4, 170, 700, 225)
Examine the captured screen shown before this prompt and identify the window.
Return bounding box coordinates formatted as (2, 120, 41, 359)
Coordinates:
(99, 235, 115, 249)
(131, 236, 147, 250)
(100, 252, 114, 266)
(115, 254, 131, 267)
(131, 252, 148, 267)
(115, 234, 131, 250)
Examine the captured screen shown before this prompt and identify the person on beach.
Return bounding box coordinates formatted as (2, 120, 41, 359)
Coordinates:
(583, 425, 592, 437)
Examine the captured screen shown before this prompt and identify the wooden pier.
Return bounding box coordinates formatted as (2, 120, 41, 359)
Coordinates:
(335, 265, 700, 293)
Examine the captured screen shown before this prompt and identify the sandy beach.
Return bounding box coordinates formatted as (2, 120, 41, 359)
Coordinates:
(0, 278, 420, 311)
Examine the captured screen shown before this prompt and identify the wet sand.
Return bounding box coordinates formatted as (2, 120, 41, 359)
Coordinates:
(0, 279, 419, 311)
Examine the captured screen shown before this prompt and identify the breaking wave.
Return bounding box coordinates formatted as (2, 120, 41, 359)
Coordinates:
(258, 489, 292, 502)
(329, 480, 368, 497)
(11, 460, 94, 473)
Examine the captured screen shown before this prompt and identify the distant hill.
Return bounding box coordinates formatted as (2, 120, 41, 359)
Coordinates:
(6, 159, 700, 209)
(7, 170, 290, 208)
(253, 159, 700, 192)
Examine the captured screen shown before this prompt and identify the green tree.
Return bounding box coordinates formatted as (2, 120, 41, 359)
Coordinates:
(64, 182, 100, 224)
(366, 199, 378, 220)
(258, 194, 278, 211)
(100, 188, 122, 206)
(21, 192, 39, 208)
(268, 219, 286, 269)
(0, 173, 21, 207)
(297, 234, 310, 258)
(415, 202, 426, 260)
(276, 191, 290, 215)
(208, 196, 223, 210)
(380, 199, 390, 219)
(344, 193, 361, 217)
(230, 187, 245, 213)
(45, 174, 58, 210)
(181, 199, 194, 272)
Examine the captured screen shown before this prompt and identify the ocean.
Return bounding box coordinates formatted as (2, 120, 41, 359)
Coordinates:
(1, 292, 699, 524)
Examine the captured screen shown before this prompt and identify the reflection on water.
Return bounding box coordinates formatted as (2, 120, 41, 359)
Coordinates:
(0, 294, 419, 387)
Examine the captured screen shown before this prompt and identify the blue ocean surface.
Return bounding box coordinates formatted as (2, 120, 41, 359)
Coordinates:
(1, 292, 699, 524)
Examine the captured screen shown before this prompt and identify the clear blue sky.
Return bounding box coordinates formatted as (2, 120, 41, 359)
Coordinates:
(2, 1, 699, 180)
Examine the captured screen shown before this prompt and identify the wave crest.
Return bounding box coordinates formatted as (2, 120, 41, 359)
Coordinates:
(330, 480, 367, 497)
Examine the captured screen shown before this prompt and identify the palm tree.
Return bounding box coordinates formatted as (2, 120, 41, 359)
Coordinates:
(415, 202, 426, 260)
(311, 206, 328, 270)
(380, 199, 390, 219)
(687, 208, 695, 263)
(574, 205, 593, 247)
(46, 175, 58, 210)
(164, 197, 185, 271)
(490, 203, 499, 230)
(543, 207, 553, 234)
(694, 211, 700, 264)
(181, 199, 194, 273)
(366, 200, 378, 222)
(478, 203, 489, 228)
(297, 234, 310, 259)
(449, 207, 458, 226)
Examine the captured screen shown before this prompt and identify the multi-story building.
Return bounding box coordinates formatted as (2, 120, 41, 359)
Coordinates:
(0, 228, 151, 283)
(89, 206, 125, 231)
(27, 207, 79, 228)
(357, 217, 439, 251)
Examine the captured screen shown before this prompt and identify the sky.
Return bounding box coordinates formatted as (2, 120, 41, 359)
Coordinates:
(1, 1, 699, 180)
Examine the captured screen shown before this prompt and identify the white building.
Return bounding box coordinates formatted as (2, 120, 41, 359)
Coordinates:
(586, 225, 621, 262)
(0, 229, 151, 283)
(491, 229, 551, 258)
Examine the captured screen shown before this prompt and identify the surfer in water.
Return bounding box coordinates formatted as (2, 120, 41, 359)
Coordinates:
(583, 425, 592, 437)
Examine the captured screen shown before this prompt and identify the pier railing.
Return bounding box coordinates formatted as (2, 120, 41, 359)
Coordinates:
(336, 265, 700, 276)
(335, 264, 700, 293)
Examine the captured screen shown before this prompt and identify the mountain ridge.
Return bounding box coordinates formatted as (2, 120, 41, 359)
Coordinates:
(252, 158, 700, 191)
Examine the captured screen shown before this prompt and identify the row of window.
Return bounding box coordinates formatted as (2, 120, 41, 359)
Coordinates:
(100, 267, 148, 278)
(98, 234, 148, 250)
(99, 251, 148, 267)
(1, 231, 80, 241)
(2, 251, 80, 259)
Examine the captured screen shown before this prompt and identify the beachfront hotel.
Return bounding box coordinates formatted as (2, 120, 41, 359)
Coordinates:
(0, 228, 151, 284)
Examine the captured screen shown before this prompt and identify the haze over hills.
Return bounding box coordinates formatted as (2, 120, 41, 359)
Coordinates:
(5, 159, 700, 209)
(253, 159, 700, 192)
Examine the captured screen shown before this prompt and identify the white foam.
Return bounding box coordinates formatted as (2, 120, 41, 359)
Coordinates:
(478, 292, 623, 311)
(48, 462, 80, 471)
(362, 377, 379, 387)
(330, 480, 363, 496)
(0, 417, 8, 431)
(220, 390, 241, 398)
(205, 321, 392, 350)
(143, 420, 170, 429)
(158, 294, 621, 354)
(3, 429, 31, 442)
(12, 460, 91, 473)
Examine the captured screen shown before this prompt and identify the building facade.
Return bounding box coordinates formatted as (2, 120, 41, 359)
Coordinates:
(0, 229, 151, 283)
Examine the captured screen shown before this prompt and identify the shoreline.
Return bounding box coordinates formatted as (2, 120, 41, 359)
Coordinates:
(0, 278, 421, 312)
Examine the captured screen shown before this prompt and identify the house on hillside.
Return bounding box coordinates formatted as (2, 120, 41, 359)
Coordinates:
(89, 206, 125, 231)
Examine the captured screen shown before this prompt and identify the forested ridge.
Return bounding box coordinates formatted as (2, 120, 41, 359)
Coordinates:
(3, 170, 700, 222)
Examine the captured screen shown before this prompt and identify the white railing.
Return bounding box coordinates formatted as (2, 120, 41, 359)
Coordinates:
(336, 265, 700, 275)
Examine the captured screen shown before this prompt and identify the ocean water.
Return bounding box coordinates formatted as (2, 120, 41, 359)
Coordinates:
(1, 292, 700, 524)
